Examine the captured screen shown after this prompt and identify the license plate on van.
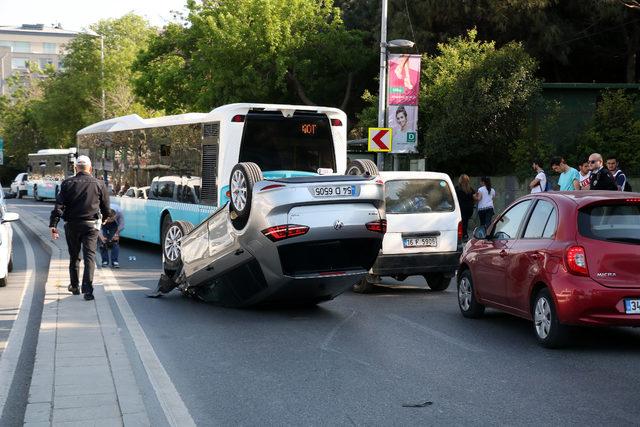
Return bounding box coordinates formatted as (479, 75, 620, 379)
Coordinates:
(624, 299, 640, 314)
(403, 237, 437, 248)
(312, 185, 356, 197)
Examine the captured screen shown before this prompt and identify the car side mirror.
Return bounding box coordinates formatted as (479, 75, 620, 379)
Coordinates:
(472, 226, 486, 240)
(2, 212, 19, 223)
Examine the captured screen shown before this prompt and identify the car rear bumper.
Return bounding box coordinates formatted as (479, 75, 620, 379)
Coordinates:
(553, 276, 640, 326)
(371, 251, 461, 276)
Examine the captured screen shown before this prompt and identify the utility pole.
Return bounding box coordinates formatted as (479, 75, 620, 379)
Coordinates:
(376, 0, 388, 171)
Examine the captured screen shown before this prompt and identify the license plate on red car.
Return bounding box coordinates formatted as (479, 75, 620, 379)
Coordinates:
(624, 299, 640, 314)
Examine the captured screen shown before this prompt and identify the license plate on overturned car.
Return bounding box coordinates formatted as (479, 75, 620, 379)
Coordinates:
(403, 237, 437, 248)
(312, 185, 357, 197)
(624, 299, 640, 314)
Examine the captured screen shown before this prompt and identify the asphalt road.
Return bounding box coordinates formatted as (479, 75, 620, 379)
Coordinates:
(8, 197, 640, 426)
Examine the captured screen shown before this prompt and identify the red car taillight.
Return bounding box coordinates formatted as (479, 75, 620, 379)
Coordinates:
(262, 224, 309, 242)
(366, 219, 387, 233)
(458, 221, 463, 241)
(565, 245, 589, 276)
(330, 118, 343, 126)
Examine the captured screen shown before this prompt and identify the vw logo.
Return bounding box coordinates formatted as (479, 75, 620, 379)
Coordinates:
(333, 220, 344, 230)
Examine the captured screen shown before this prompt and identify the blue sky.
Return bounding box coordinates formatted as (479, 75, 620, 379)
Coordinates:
(0, 0, 188, 31)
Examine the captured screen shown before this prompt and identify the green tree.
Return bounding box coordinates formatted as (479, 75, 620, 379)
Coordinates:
(133, 0, 373, 114)
(34, 13, 156, 148)
(579, 89, 640, 171)
(420, 29, 541, 176)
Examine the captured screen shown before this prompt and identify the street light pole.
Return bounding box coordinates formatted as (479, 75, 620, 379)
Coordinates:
(100, 34, 105, 120)
(376, 0, 388, 171)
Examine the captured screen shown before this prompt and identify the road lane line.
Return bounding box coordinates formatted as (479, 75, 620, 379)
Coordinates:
(386, 313, 484, 353)
(100, 267, 196, 427)
(0, 223, 36, 416)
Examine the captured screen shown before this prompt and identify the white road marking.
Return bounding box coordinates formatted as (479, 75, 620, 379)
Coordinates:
(100, 267, 196, 427)
(386, 313, 484, 353)
(0, 224, 36, 415)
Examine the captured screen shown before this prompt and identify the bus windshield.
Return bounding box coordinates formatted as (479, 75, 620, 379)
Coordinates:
(239, 112, 336, 173)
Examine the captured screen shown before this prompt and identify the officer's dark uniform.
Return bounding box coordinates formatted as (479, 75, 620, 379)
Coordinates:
(589, 167, 618, 191)
(49, 171, 110, 298)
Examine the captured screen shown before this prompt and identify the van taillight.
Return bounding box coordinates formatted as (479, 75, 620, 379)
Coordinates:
(262, 224, 309, 242)
(330, 119, 343, 126)
(565, 246, 589, 276)
(366, 219, 387, 233)
(231, 114, 245, 122)
(458, 221, 463, 242)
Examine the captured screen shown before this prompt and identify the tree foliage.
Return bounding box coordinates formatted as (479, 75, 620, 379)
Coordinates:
(133, 0, 373, 113)
(419, 30, 541, 176)
(579, 90, 640, 172)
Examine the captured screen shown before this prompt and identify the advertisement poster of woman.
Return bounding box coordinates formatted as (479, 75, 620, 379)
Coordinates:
(388, 105, 418, 153)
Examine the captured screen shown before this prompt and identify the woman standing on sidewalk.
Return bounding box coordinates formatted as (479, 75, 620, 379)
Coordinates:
(475, 176, 495, 228)
(455, 174, 476, 240)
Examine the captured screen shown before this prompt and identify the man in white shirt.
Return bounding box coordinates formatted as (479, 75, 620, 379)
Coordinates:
(578, 160, 590, 189)
(529, 160, 547, 194)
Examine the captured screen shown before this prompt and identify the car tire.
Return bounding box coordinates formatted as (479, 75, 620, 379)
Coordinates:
(352, 274, 377, 293)
(532, 288, 568, 349)
(345, 159, 379, 177)
(229, 162, 263, 230)
(0, 277, 6, 287)
(162, 219, 194, 276)
(457, 269, 485, 318)
(424, 273, 450, 291)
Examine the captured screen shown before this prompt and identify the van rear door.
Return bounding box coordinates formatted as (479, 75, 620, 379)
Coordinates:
(383, 178, 459, 254)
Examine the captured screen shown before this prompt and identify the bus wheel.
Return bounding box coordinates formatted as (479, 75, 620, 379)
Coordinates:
(162, 220, 194, 276)
(229, 162, 263, 230)
(346, 159, 378, 177)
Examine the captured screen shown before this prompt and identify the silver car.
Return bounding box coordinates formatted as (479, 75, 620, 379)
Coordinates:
(156, 160, 386, 307)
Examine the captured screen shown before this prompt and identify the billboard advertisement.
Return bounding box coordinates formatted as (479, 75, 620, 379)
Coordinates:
(387, 54, 421, 154)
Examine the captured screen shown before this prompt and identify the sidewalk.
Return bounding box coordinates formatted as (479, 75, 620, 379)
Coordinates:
(15, 206, 150, 427)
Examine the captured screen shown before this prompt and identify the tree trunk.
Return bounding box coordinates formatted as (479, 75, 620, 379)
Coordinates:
(285, 70, 315, 106)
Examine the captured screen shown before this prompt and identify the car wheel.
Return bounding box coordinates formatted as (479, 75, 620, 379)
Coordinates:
(229, 162, 263, 230)
(162, 220, 194, 276)
(532, 288, 568, 348)
(457, 270, 485, 318)
(424, 273, 450, 291)
(352, 274, 378, 293)
(0, 277, 6, 287)
(345, 159, 379, 176)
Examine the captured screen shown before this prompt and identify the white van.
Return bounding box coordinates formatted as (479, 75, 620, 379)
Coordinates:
(10, 173, 28, 198)
(354, 171, 462, 293)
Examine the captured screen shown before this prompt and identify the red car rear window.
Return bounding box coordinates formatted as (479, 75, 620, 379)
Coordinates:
(578, 203, 640, 245)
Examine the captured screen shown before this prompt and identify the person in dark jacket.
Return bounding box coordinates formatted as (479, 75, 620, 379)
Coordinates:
(49, 156, 110, 300)
(455, 174, 476, 240)
(586, 153, 618, 191)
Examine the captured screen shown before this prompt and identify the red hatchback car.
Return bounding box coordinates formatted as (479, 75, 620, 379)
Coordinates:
(458, 191, 640, 348)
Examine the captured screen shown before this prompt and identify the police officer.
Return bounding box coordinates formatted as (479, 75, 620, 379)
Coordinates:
(49, 155, 111, 301)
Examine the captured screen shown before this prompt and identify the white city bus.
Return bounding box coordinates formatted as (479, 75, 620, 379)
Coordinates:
(77, 103, 348, 255)
(26, 148, 77, 200)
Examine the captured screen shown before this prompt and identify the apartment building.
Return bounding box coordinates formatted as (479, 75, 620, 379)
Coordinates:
(0, 24, 80, 96)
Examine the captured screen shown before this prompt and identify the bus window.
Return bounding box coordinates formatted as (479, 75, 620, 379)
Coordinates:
(239, 112, 336, 173)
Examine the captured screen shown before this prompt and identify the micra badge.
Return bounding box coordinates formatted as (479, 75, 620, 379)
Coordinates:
(596, 272, 617, 278)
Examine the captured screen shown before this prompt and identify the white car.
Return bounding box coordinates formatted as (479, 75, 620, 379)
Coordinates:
(10, 173, 28, 198)
(354, 171, 462, 293)
(0, 191, 20, 287)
